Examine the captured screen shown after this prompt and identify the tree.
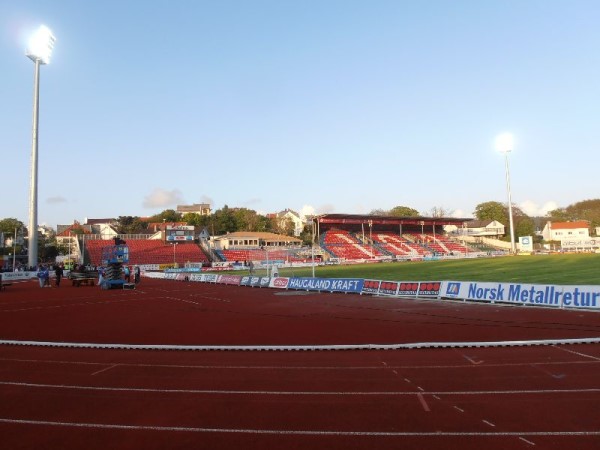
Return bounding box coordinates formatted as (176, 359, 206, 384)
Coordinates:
(299, 224, 314, 246)
(370, 206, 420, 217)
(514, 215, 535, 239)
(212, 205, 237, 235)
(116, 216, 148, 234)
(0, 218, 26, 237)
(429, 206, 451, 218)
(150, 209, 181, 223)
(547, 207, 570, 222)
(551, 199, 600, 228)
(390, 206, 421, 217)
(474, 201, 508, 223)
(0, 218, 27, 256)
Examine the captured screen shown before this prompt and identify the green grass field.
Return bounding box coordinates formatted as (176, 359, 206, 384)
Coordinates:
(272, 254, 600, 285)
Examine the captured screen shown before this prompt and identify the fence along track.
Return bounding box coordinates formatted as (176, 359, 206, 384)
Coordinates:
(1, 337, 599, 351)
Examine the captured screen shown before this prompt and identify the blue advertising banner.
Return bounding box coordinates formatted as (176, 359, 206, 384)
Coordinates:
(288, 277, 364, 293)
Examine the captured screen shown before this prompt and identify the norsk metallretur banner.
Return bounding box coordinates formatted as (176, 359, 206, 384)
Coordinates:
(442, 280, 600, 309)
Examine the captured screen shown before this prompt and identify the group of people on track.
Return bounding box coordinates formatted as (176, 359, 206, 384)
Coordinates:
(37, 264, 140, 288)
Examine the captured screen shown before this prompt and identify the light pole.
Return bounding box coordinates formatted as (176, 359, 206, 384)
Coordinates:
(311, 220, 315, 278)
(25, 25, 56, 269)
(495, 132, 516, 254)
(13, 228, 18, 271)
(172, 242, 178, 266)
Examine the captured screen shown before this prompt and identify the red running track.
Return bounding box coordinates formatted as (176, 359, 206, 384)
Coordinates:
(0, 278, 599, 449)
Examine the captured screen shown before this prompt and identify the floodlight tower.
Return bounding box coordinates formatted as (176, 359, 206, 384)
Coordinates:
(25, 25, 56, 268)
(495, 132, 516, 254)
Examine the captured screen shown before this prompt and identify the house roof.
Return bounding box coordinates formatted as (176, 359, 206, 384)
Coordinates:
(549, 221, 590, 230)
(56, 224, 93, 237)
(84, 218, 116, 225)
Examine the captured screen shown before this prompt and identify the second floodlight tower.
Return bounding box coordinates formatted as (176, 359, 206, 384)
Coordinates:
(495, 132, 516, 254)
(25, 25, 56, 268)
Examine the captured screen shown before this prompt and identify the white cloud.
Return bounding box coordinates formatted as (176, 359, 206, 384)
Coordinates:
(519, 200, 558, 216)
(299, 205, 315, 219)
(46, 196, 67, 204)
(299, 204, 335, 219)
(242, 198, 262, 206)
(199, 195, 213, 206)
(451, 209, 466, 218)
(142, 188, 184, 208)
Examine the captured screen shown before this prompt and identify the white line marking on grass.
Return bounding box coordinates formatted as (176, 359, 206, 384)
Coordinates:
(1, 418, 598, 436)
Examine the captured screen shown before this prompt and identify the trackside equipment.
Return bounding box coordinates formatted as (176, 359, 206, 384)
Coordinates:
(101, 238, 129, 289)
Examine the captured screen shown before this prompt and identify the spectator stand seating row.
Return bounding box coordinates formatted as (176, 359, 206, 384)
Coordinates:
(85, 239, 209, 267)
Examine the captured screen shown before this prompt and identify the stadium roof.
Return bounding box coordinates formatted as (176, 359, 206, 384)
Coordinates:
(313, 213, 472, 226)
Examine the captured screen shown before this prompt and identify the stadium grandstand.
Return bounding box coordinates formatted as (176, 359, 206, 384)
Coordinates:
(55, 213, 494, 270)
(56, 222, 211, 268)
(313, 213, 478, 261)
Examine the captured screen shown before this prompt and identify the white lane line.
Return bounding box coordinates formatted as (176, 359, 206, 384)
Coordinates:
(432, 395, 441, 400)
(3, 381, 599, 396)
(404, 378, 411, 383)
(1, 418, 599, 436)
(482, 420, 495, 427)
(417, 386, 425, 392)
(554, 345, 600, 361)
(519, 436, 536, 446)
(529, 364, 565, 379)
(392, 370, 398, 375)
(417, 393, 430, 412)
(462, 354, 484, 365)
(453, 406, 465, 413)
(0, 357, 597, 371)
(91, 364, 119, 376)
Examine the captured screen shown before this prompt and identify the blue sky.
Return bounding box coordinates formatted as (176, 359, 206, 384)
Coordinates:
(2, 0, 599, 228)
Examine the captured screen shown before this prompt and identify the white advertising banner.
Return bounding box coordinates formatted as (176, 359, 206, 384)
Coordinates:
(519, 236, 533, 252)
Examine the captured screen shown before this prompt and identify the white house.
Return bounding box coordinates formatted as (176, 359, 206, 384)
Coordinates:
(269, 209, 305, 237)
(447, 220, 505, 238)
(541, 221, 590, 241)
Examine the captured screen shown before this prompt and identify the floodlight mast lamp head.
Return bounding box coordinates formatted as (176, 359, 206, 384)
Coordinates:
(495, 132, 514, 154)
(26, 25, 56, 65)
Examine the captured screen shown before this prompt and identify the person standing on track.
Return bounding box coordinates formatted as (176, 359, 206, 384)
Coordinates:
(133, 265, 140, 284)
(98, 266, 105, 288)
(54, 263, 64, 287)
(37, 265, 50, 288)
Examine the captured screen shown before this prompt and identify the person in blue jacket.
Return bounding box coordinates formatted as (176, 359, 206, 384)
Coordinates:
(37, 265, 50, 288)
